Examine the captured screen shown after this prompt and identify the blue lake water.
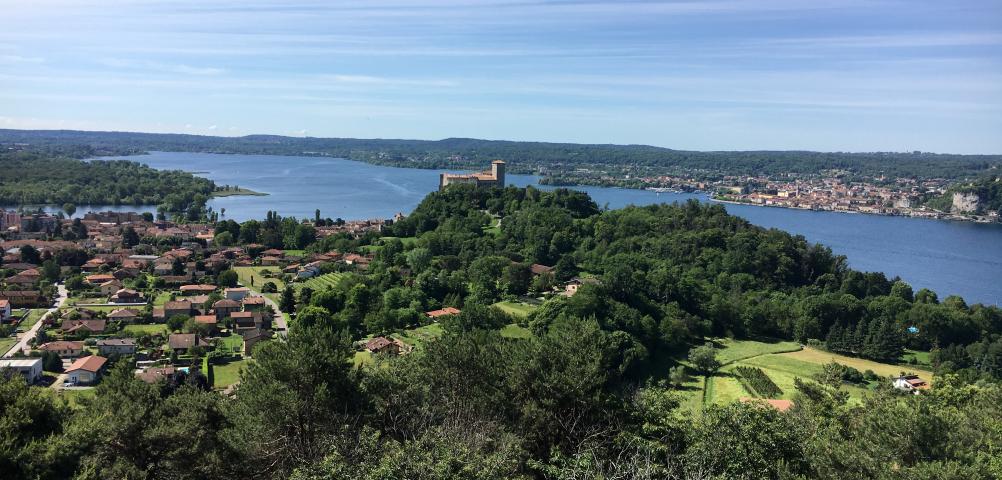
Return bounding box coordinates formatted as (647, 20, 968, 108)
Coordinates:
(88, 151, 1002, 305)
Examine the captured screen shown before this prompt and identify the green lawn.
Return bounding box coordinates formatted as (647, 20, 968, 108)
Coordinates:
(0, 337, 17, 354)
(779, 347, 933, 379)
(493, 301, 537, 318)
(123, 324, 168, 336)
(67, 297, 107, 306)
(391, 323, 444, 350)
(55, 389, 96, 409)
(234, 267, 286, 291)
(712, 338, 802, 364)
(152, 291, 174, 306)
(352, 351, 373, 367)
(216, 334, 243, 354)
(902, 349, 932, 367)
(16, 309, 47, 332)
(500, 323, 532, 339)
(213, 359, 249, 389)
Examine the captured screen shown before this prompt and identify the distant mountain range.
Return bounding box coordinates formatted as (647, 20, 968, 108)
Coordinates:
(2, 128, 1000, 179)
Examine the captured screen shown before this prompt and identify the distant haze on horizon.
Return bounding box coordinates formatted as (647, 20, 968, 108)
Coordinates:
(2, 1, 1001, 154)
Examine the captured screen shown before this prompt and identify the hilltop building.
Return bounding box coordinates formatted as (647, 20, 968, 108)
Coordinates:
(439, 160, 505, 190)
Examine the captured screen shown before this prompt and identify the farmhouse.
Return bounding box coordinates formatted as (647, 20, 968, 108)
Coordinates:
(365, 336, 400, 355)
(893, 374, 930, 394)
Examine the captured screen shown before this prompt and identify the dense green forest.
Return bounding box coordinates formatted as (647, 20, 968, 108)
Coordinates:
(4, 185, 1000, 479)
(3, 128, 1000, 179)
(0, 149, 216, 215)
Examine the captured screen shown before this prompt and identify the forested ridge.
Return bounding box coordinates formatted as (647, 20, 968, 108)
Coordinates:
(3, 128, 1000, 179)
(0, 149, 216, 214)
(2, 185, 1001, 479)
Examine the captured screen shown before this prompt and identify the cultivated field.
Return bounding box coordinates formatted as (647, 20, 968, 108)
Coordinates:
(294, 272, 350, 292)
(676, 339, 931, 413)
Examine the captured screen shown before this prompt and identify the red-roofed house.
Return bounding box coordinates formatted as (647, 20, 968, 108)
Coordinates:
(66, 355, 108, 385)
(180, 284, 217, 295)
(39, 341, 84, 357)
(194, 315, 219, 335)
(365, 336, 399, 354)
(893, 375, 930, 394)
(425, 307, 461, 319)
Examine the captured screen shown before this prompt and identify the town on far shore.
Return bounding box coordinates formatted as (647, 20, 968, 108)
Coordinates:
(542, 166, 1001, 223)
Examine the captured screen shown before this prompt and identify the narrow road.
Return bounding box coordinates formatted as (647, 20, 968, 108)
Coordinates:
(260, 293, 289, 337)
(3, 284, 69, 358)
(237, 282, 288, 337)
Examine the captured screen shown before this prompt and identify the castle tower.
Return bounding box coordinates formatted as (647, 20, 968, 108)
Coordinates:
(491, 160, 506, 187)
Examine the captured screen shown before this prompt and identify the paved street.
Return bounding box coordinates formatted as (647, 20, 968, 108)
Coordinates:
(3, 284, 68, 358)
(238, 282, 288, 337)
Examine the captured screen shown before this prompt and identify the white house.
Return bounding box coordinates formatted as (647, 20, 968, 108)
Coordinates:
(65, 355, 108, 386)
(0, 358, 43, 384)
(892, 374, 929, 394)
(224, 287, 250, 301)
(297, 262, 323, 279)
(0, 299, 11, 322)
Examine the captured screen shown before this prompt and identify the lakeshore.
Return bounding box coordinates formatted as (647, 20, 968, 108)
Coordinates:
(115, 151, 1002, 305)
(708, 196, 1000, 224)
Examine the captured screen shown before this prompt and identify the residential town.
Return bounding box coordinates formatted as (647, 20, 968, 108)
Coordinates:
(709, 175, 1001, 223)
(543, 169, 1001, 223)
(0, 207, 399, 394)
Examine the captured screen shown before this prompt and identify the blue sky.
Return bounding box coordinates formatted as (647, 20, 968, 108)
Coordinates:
(2, 0, 1001, 153)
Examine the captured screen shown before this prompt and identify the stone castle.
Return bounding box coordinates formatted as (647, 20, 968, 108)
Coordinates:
(439, 160, 506, 190)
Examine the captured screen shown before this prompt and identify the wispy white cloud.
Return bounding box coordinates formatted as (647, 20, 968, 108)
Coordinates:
(99, 58, 225, 75)
(762, 32, 1002, 49)
(326, 74, 457, 87)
